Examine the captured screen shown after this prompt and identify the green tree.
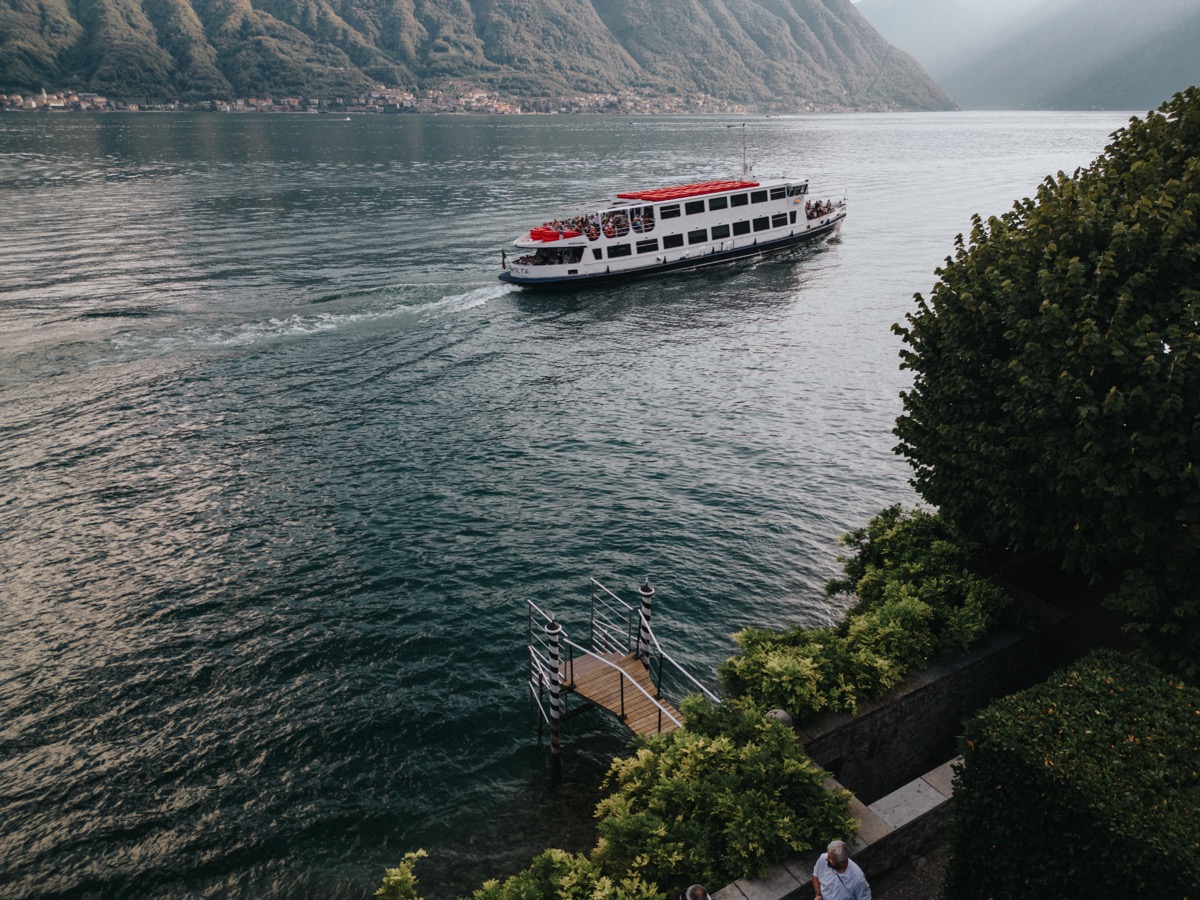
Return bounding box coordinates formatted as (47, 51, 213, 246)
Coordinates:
(893, 87, 1200, 674)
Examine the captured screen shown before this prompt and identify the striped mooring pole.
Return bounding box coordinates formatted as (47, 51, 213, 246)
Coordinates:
(636, 579, 654, 663)
(545, 619, 565, 783)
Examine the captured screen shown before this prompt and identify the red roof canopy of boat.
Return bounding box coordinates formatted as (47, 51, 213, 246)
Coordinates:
(615, 180, 760, 202)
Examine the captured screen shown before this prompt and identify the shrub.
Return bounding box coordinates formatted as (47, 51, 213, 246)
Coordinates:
(719, 507, 1008, 720)
(591, 697, 854, 890)
(376, 849, 428, 900)
(468, 849, 661, 900)
(946, 650, 1200, 899)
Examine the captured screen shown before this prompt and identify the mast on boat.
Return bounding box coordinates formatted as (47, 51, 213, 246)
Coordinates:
(728, 122, 752, 179)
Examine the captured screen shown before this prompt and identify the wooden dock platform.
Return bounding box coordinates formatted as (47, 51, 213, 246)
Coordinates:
(566, 651, 681, 735)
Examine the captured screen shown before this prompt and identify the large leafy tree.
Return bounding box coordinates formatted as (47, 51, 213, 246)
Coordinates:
(893, 87, 1200, 673)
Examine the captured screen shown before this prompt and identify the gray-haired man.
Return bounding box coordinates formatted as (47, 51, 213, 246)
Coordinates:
(812, 840, 871, 900)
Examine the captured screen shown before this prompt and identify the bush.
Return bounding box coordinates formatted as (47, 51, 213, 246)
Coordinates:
(719, 507, 1008, 720)
(376, 850, 428, 900)
(591, 698, 854, 890)
(946, 649, 1200, 899)
(468, 849, 661, 900)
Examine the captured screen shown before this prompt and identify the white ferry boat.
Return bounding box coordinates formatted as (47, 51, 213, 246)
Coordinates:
(498, 177, 846, 287)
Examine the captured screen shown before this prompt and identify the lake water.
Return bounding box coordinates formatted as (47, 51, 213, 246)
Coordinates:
(0, 109, 1135, 898)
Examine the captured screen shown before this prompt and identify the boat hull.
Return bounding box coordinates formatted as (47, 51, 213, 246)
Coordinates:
(499, 213, 844, 288)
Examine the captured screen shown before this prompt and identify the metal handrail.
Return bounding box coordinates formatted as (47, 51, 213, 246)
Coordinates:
(562, 637, 682, 730)
(590, 577, 633, 611)
(638, 610, 721, 704)
(528, 585, 712, 738)
(528, 676, 551, 724)
(529, 644, 552, 678)
(592, 619, 628, 649)
(589, 578, 638, 655)
(528, 599, 555, 623)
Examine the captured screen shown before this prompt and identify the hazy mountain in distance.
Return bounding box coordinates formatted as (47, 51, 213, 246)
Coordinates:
(854, 0, 1052, 80)
(942, 0, 1200, 109)
(855, 0, 1199, 109)
(0, 0, 955, 109)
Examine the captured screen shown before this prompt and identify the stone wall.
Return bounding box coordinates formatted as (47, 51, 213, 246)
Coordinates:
(795, 590, 1067, 803)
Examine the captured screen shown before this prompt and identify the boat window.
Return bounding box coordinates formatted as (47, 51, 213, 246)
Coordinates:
(787, 183, 809, 196)
(789, 211, 797, 225)
(662, 234, 684, 249)
(529, 247, 584, 265)
(685, 200, 705, 215)
(659, 204, 681, 219)
(687, 228, 708, 244)
(770, 187, 787, 200)
(753, 216, 770, 232)
(608, 243, 632, 258)
(732, 220, 751, 236)
(633, 206, 656, 233)
(636, 239, 660, 254)
(751, 190, 768, 204)
(711, 224, 730, 240)
(708, 196, 728, 211)
(592, 249, 603, 260)
(731, 194, 749, 207)
(772, 213, 788, 228)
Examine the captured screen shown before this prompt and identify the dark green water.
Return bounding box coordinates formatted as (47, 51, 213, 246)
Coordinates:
(0, 110, 1133, 898)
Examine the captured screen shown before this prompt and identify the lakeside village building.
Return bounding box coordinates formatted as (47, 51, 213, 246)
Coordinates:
(1, 86, 752, 115)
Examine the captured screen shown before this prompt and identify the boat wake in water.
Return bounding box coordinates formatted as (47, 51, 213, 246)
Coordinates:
(110, 283, 515, 355)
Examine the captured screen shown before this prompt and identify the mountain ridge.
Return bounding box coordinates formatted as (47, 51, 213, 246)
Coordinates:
(0, 0, 956, 109)
(855, 0, 1199, 110)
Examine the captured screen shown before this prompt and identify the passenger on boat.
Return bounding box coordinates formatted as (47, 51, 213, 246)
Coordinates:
(518, 247, 585, 266)
(806, 199, 834, 220)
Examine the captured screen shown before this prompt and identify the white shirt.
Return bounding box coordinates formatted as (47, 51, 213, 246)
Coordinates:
(813, 854, 872, 900)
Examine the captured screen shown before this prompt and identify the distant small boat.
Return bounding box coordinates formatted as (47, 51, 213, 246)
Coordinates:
(498, 176, 846, 288)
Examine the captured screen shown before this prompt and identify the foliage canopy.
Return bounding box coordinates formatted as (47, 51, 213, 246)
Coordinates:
(893, 87, 1200, 673)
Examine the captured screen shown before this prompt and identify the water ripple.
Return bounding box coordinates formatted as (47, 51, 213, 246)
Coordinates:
(0, 110, 1132, 899)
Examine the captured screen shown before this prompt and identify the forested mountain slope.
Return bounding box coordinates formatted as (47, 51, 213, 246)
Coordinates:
(0, 0, 954, 108)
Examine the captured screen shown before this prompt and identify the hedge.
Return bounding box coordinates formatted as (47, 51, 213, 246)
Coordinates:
(946, 649, 1200, 898)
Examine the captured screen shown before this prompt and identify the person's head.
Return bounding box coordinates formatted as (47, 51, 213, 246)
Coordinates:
(686, 886, 708, 900)
(826, 840, 849, 869)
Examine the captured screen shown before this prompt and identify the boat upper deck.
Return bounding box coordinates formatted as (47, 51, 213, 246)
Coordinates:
(615, 179, 759, 202)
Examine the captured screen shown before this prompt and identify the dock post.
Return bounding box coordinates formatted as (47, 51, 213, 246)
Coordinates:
(546, 620, 565, 783)
(636, 579, 654, 663)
